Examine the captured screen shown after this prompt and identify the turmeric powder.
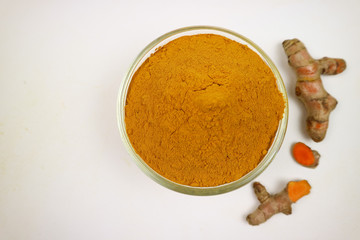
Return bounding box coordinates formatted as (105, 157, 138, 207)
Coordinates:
(125, 34, 285, 187)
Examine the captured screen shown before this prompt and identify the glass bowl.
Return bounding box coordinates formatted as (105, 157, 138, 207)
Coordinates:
(117, 26, 288, 196)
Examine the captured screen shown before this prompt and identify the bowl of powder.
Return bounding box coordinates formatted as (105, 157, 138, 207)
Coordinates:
(117, 26, 288, 195)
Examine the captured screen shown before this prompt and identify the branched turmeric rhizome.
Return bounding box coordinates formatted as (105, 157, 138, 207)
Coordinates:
(125, 34, 285, 187)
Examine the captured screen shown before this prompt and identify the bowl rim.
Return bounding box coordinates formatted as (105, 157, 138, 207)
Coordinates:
(117, 25, 289, 196)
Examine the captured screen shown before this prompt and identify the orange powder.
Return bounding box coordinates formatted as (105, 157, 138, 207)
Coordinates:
(125, 34, 285, 187)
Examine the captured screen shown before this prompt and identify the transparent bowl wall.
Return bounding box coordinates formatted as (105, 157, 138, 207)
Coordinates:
(117, 26, 289, 196)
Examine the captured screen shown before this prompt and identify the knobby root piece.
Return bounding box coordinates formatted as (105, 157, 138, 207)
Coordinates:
(282, 39, 346, 142)
(292, 142, 320, 168)
(246, 180, 311, 225)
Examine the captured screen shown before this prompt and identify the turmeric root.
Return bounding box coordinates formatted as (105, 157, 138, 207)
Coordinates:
(282, 39, 346, 142)
(247, 180, 311, 225)
(292, 142, 320, 168)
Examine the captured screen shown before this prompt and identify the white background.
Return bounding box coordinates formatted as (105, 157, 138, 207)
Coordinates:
(1, 0, 360, 239)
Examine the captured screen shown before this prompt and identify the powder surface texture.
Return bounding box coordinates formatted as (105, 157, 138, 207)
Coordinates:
(125, 34, 285, 187)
